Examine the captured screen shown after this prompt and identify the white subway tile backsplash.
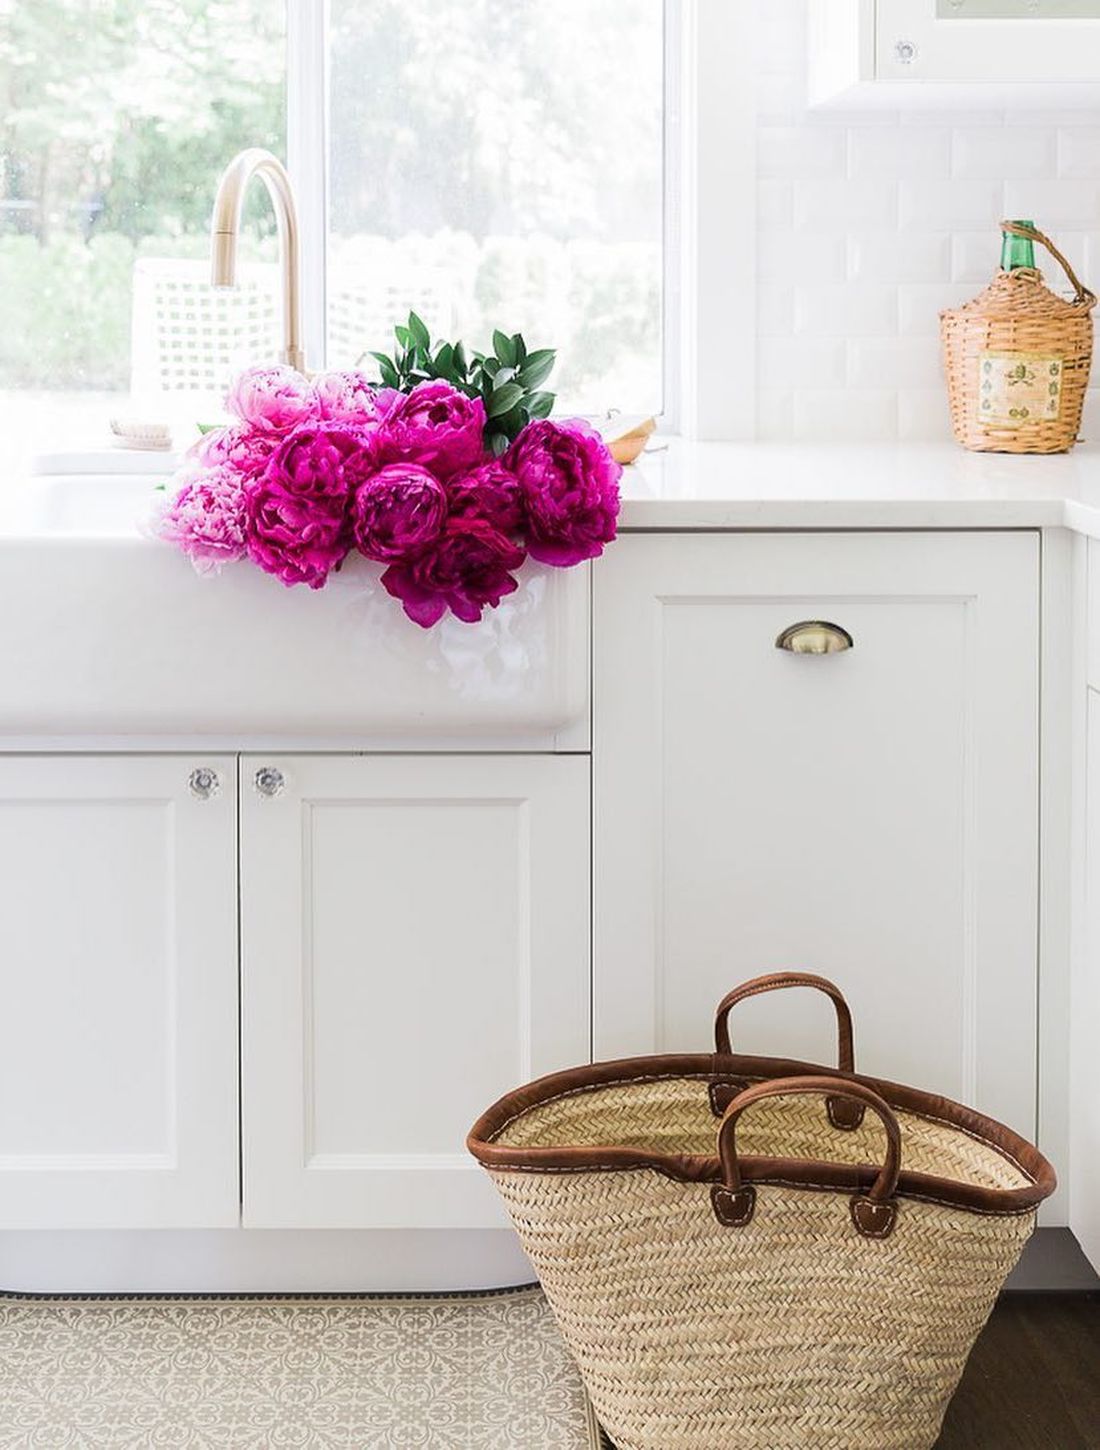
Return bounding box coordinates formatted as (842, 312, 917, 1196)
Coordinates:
(760, 231, 846, 283)
(1058, 128, 1100, 178)
(795, 285, 898, 338)
(1004, 180, 1100, 230)
(759, 337, 848, 389)
(847, 233, 951, 284)
(847, 337, 943, 391)
(898, 284, 975, 338)
(752, 6, 1092, 442)
(899, 180, 1005, 230)
(793, 178, 899, 231)
(951, 232, 1002, 284)
(849, 128, 951, 180)
(952, 128, 1055, 180)
(793, 390, 898, 442)
(759, 126, 846, 178)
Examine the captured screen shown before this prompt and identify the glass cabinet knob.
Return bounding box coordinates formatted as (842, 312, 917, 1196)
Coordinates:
(254, 766, 286, 798)
(188, 767, 220, 801)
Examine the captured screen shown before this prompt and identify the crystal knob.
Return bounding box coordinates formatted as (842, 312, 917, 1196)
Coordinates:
(894, 38, 918, 64)
(254, 766, 286, 798)
(188, 767, 220, 801)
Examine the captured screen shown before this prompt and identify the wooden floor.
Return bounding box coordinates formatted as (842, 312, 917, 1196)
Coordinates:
(936, 1292, 1100, 1448)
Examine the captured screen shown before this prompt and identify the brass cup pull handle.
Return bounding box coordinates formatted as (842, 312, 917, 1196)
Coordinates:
(776, 620, 853, 655)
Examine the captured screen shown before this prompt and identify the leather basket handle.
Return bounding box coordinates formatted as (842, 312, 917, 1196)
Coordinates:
(711, 1075, 901, 1240)
(713, 973, 863, 1130)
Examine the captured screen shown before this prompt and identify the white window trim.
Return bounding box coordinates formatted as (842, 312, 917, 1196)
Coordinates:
(283, 0, 757, 440)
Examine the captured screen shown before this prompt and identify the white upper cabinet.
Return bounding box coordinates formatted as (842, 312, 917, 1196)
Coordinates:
(240, 753, 590, 1230)
(594, 531, 1040, 1138)
(0, 756, 239, 1228)
(810, 0, 1100, 106)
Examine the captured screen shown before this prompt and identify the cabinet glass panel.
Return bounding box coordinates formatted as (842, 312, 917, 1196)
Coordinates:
(937, 1, 1100, 17)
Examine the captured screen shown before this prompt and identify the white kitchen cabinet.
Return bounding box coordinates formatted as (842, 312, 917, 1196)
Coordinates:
(594, 531, 1039, 1138)
(0, 755, 238, 1228)
(240, 753, 590, 1230)
(1072, 690, 1100, 1272)
(809, 0, 1100, 107)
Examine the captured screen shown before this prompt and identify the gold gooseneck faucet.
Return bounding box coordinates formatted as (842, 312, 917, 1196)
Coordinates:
(210, 148, 305, 373)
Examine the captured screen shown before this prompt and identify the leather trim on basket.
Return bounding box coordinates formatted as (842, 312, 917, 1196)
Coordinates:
(467, 1052, 1057, 1217)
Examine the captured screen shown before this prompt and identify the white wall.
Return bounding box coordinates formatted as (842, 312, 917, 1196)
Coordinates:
(754, 2, 1100, 442)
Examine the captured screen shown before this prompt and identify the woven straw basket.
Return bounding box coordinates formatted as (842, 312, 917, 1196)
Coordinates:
(941, 220, 1095, 454)
(469, 973, 1056, 1450)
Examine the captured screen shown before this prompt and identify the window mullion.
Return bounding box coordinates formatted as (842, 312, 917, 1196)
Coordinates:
(286, 0, 329, 373)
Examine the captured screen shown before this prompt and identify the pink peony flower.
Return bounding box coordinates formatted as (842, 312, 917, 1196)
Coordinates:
(312, 369, 386, 425)
(155, 465, 247, 574)
(226, 364, 317, 435)
(351, 461, 447, 563)
(190, 422, 277, 482)
(506, 419, 621, 567)
(381, 517, 526, 628)
(244, 423, 364, 589)
(375, 380, 485, 476)
(446, 458, 523, 535)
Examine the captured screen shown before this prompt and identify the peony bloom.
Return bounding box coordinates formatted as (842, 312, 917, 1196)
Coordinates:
(154, 465, 247, 574)
(446, 458, 523, 536)
(312, 369, 385, 425)
(226, 364, 317, 435)
(189, 422, 277, 482)
(506, 419, 621, 566)
(375, 380, 486, 476)
(381, 517, 526, 628)
(351, 461, 447, 563)
(244, 423, 364, 589)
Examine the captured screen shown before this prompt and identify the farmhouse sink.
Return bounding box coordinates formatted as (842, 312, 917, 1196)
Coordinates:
(0, 474, 588, 742)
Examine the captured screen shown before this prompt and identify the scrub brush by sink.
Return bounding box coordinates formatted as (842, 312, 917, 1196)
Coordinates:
(109, 418, 173, 451)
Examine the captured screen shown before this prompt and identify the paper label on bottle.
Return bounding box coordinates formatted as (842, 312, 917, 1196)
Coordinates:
(977, 352, 1064, 428)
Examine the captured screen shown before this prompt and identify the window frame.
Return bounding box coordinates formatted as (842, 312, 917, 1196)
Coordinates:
(285, 0, 757, 440)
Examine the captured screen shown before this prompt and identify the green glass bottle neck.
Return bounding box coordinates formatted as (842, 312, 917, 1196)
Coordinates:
(1002, 222, 1036, 273)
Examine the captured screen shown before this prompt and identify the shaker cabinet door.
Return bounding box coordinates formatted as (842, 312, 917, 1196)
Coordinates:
(594, 531, 1039, 1137)
(240, 754, 590, 1229)
(0, 755, 239, 1228)
(1071, 691, 1100, 1273)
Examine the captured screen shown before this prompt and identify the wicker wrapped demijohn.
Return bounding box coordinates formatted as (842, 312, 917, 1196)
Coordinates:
(941, 220, 1095, 454)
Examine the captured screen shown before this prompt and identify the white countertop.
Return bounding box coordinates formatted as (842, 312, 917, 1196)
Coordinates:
(619, 439, 1100, 537)
(9, 439, 1100, 541)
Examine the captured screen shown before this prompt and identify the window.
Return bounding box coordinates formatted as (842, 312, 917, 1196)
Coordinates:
(0, 1, 286, 472)
(326, 0, 664, 418)
(0, 0, 669, 471)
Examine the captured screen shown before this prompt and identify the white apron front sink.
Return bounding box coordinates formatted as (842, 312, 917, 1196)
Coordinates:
(0, 475, 589, 743)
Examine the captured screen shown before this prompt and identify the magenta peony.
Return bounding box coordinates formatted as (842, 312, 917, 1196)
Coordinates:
(312, 369, 385, 425)
(226, 364, 317, 435)
(351, 461, 447, 563)
(447, 458, 523, 536)
(506, 419, 620, 566)
(155, 465, 248, 574)
(375, 380, 486, 476)
(190, 422, 277, 482)
(381, 517, 526, 628)
(244, 423, 363, 589)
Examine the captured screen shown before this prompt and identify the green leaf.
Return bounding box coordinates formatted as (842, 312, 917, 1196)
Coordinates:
(195, 421, 221, 435)
(488, 431, 511, 457)
(492, 365, 517, 388)
(527, 390, 555, 419)
(482, 357, 501, 379)
(487, 381, 524, 417)
(493, 329, 517, 367)
(517, 350, 556, 390)
(514, 333, 527, 364)
(394, 324, 412, 350)
(433, 342, 454, 378)
(407, 311, 431, 352)
(454, 341, 468, 375)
